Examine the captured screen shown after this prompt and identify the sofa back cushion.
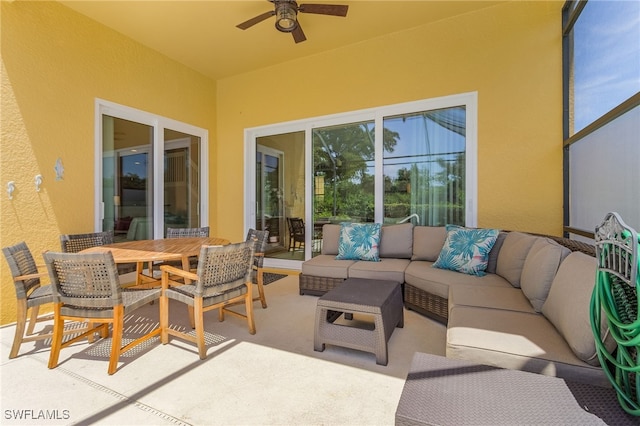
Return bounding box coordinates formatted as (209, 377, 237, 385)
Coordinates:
(520, 238, 571, 312)
(485, 231, 507, 274)
(496, 232, 538, 287)
(542, 251, 614, 366)
(379, 223, 414, 259)
(321, 224, 341, 255)
(412, 226, 447, 261)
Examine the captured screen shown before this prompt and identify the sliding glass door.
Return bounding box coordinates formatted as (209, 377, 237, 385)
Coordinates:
(164, 130, 201, 231)
(253, 132, 305, 261)
(97, 100, 208, 240)
(245, 93, 476, 267)
(256, 145, 285, 250)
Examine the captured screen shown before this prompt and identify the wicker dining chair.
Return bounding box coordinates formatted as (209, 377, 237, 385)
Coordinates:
(43, 251, 162, 375)
(2, 242, 89, 359)
(59, 231, 114, 253)
(166, 226, 210, 238)
(166, 226, 210, 270)
(159, 241, 256, 359)
(287, 217, 305, 252)
(60, 230, 136, 275)
(246, 228, 269, 308)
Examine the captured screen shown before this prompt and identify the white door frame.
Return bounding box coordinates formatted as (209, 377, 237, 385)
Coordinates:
(94, 98, 209, 238)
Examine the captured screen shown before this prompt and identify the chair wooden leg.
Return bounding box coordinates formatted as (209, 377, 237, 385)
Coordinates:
(99, 321, 109, 338)
(25, 305, 39, 336)
(218, 307, 225, 322)
(160, 290, 169, 344)
(9, 299, 28, 359)
(48, 304, 64, 369)
(108, 306, 124, 375)
(256, 270, 267, 309)
(188, 305, 195, 329)
(245, 284, 256, 335)
(194, 298, 206, 359)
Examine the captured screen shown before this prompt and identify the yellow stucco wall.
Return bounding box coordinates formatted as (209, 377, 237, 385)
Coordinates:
(1, 2, 217, 325)
(1, 1, 564, 327)
(216, 1, 564, 240)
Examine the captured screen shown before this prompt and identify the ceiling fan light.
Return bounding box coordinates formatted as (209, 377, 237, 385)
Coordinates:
(275, 3, 297, 32)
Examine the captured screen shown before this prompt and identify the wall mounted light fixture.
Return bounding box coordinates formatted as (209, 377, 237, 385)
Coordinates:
(7, 181, 15, 199)
(35, 174, 43, 192)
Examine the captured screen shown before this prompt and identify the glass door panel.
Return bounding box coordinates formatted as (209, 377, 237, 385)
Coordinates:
(312, 121, 375, 256)
(256, 132, 305, 261)
(163, 129, 201, 235)
(382, 107, 466, 226)
(102, 115, 153, 241)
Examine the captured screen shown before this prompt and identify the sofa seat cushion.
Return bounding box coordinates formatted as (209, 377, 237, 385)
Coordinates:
(446, 305, 609, 387)
(404, 261, 511, 300)
(348, 258, 410, 283)
(301, 254, 355, 279)
(448, 285, 535, 317)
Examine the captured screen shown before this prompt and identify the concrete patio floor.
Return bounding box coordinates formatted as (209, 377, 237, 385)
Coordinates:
(0, 275, 446, 425)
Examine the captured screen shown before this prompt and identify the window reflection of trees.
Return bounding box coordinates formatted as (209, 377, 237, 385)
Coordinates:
(313, 107, 466, 227)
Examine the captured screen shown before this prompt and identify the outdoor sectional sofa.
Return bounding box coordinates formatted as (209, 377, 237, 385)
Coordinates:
(300, 222, 612, 386)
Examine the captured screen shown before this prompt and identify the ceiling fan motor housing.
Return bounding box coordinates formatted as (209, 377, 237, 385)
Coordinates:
(239, 1, 348, 43)
(274, 1, 299, 32)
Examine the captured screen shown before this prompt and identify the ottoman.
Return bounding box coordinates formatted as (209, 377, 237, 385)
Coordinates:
(395, 352, 637, 425)
(314, 278, 403, 366)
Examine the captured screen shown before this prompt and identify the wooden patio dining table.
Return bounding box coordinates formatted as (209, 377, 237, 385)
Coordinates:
(80, 237, 230, 287)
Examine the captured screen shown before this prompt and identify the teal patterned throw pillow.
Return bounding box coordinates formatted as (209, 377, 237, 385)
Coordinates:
(432, 225, 499, 276)
(336, 222, 381, 261)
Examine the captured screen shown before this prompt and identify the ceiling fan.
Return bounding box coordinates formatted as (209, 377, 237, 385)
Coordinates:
(237, 0, 349, 44)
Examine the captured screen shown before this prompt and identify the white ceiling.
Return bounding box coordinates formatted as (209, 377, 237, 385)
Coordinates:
(60, 1, 503, 80)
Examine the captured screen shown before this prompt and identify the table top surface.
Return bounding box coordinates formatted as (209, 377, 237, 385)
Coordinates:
(80, 237, 230, 263)
(319, 277, 401, 307)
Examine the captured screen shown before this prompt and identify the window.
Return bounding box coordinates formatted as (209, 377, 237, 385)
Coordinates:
(245, 92, 477, 267)
(382, 107, 466, 226)
(96, 99, 208, 239)
(563, 1, 640, 236)
(313, 120, 376, 224)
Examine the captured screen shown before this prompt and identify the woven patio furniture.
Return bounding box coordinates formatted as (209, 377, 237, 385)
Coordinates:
(60, 231, 114, 253)
(591, 212, 640, 416)
(395, 352, 637, 425)
(159, 241, 256, 359)
(403, 230, 597, 324)
(246, 228, 269, 308)
(218, 229, 269, 312)
(60, 230, 136, 275)
(165, 226, 210, 270)
(43, 251, 161, 375)
(166, 226, 210, 238)
(287, 217, 305, 252)
(2, 242, 89, 359)
(314, 277, 403, 366)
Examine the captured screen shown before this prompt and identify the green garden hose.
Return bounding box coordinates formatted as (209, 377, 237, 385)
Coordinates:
(590, 216, 640, 416)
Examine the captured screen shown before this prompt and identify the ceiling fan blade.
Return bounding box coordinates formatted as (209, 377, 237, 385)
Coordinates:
(236, 10, 275, 30)
(298, 4, 348, 17)
(292, 24, 307, 43)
